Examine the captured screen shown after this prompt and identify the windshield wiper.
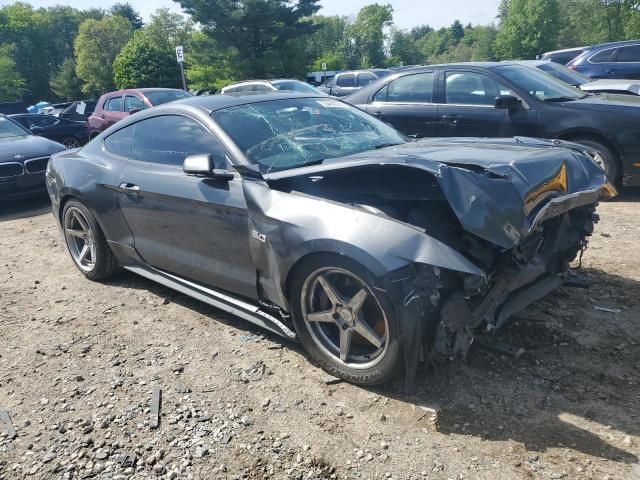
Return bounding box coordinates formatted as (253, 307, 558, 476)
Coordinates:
(543, 96, 583, 102)
(373, 142, 403, 150)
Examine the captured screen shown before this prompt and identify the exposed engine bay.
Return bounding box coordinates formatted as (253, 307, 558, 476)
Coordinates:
(259, 160, 604, 390)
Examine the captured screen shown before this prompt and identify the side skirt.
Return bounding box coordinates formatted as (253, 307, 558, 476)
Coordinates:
(124, 265, 297, 340)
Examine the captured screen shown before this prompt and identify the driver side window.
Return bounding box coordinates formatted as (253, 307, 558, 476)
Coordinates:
(445, 71, 513, 106)
(131, 115, 227, 166)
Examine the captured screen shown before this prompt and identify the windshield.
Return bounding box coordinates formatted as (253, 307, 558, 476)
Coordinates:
(212, 98, 406, 173)
(145, 90, 192, 106)
(0, 116, 29, 138)
(537, 62, 591, 86)
(273, 81, 320, 94)
(495, 64, 587, 101)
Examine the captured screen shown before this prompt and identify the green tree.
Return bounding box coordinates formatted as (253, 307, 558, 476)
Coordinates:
(494, 0, 560, 59)
(50, 57, 82, 100)
(305, 15, 351, 71)
(348, 3, 394, 68)
(177, 0, 321, 78)
(0, 3, 52, 101)
(74, 15, 133, 96)
(388, 28, 422, 66)
(145, 8, 193, 50)
(185, 30, 240, 91)
(109, 2, 143, 29)
(450, 20, 465, 45)
(0, 44, 25, 101)
(113, 30, 180, 89)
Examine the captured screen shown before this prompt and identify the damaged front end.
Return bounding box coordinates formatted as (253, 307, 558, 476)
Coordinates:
(242, 137, 615, 389)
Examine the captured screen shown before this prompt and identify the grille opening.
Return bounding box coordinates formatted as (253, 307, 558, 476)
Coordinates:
(0, 162, 24, 178)
(24, 157, 49, 174)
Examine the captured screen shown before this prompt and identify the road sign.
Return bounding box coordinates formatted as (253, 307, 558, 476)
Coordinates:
(321, 62, 327, 71)
(176, 46, 185, 63)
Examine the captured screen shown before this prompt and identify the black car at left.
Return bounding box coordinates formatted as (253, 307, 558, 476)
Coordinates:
(0, 114, 66, 199)
(9, 113, 89, 149)
(345, 62, 640, 187)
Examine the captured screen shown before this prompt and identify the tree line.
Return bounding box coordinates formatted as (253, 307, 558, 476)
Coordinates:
(2, 0, 640, 103)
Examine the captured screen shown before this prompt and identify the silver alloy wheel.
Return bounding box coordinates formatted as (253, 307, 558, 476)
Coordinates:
(301, 267, 389, 369)
(62, 137, 81, 149)
(590, 150, 605, 170)
(63, 207, 96, 272)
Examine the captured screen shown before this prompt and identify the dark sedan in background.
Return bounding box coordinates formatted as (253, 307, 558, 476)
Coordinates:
(46, 92, 612, 387)
(346, 62, 640, 186)
(0, 115, 66, 199)
(10, 114, 89, 148)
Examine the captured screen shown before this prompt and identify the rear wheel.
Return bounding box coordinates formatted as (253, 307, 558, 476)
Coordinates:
(62, 200, 118, 281)
(570, 138, 620, 183)
(61, 136, 81, 149)
(289, 255, 402, 385)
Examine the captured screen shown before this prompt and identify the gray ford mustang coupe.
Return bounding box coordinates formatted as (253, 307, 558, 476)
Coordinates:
(46, 92, 614, 388)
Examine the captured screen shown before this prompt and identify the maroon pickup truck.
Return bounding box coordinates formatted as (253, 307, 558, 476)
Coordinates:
(87, 88, 191, 139)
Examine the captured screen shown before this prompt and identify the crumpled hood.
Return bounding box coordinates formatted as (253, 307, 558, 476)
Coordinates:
(264, 137, 611, 249)
(0, 135, 65, 164)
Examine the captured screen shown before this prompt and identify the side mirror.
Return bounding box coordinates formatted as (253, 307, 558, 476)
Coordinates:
(183, 154, 235, 181)
(128, 107, 141, 115)
(495, 95, 522, 110)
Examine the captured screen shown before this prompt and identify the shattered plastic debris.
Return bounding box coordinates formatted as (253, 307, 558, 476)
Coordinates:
(234, 361, 266, 383)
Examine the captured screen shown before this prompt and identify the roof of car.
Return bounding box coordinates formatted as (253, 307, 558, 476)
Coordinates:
(543, 46, 589, 55)
(170, 91, 325, 113)
(590, 39, 640, 49)
(392, 62, 521, 72)
(101, 88, 186, 97)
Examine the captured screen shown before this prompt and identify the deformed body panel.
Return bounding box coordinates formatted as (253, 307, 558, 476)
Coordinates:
(242, 137, 613, 390)
(242, 179, 485, 312)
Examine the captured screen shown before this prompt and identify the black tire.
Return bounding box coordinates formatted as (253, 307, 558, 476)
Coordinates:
(61, 136, 82, 149)
(62, 199, 119, 281)
(289, 254, 403, 385)
(570, 138, 620, 183)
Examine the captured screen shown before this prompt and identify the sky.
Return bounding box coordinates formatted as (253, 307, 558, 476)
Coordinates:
(0, 0, 503, 29)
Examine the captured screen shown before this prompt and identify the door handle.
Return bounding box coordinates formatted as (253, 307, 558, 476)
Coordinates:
(372, 111, 382, 117)
(119, 182, 140, 194)
(441, 114, 459, 125)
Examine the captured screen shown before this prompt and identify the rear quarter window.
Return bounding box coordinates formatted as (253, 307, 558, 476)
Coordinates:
(104, 126, 133, 158)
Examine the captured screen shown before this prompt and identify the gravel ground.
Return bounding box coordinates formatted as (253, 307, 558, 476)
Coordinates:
(1, 191, 639, 480)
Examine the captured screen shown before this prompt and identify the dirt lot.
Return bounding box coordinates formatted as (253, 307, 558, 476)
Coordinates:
(1, 192, 639, 480)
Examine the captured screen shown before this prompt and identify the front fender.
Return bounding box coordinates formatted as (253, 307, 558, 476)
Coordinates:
(242, 180, 484, 311)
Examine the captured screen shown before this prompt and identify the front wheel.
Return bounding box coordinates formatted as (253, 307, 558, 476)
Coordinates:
(570, 138, 620, 183)
(289, 255, 403, 385)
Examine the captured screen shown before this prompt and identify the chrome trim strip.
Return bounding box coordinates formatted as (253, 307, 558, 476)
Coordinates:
(0, 162, 24, 178)
(24, 156, 50, 174)
(124, 265, 297, 339)
(530, 186, 605, 229)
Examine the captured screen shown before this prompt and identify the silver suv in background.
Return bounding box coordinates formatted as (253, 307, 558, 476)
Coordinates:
(221, 79, 321, 95)
(318, 69, 391, 97)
